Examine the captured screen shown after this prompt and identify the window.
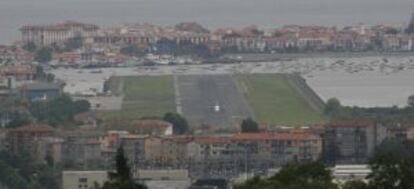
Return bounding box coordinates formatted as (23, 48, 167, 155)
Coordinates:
(79, 178, 87, 183)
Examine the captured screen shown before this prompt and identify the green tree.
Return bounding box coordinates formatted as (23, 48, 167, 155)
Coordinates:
(240, 118, 259, 133)
(342, 180, 369, 189)
(324, 98, 342, 118)
(64, 35, 83, 51)
(0, 151, 60, 189)
(33, 65, 55, 82)
(46, 73, 55, 82)
(23, 42, 37, 53)
(0, 160, 27, 189)
(235, 176, 280, 189)
(29, 95, 90, 127)
(367, 139, 414, 189)
(34, 65, 45, 79)
(5, 113, 31, 128)
(74, 100, 91, 113)
(35, 48, 52, 63)
(235, 161, 338, 189)
(99, 146, 146, 189)
(163, 112, 189, 134)
(272, 161, 337, 189)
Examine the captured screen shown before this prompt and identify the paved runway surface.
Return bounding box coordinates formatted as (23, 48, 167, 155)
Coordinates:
(177, 74, 255, 129)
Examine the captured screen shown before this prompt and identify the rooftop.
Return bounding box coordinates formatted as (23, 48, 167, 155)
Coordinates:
(194, 136, 232, 144)
(326, 119, 375, 128)
(22, 82, 61, 91)
(120, 134, 148, 140)
(232, 132, 318, 141)
(20, 21, 99, 32)
(0, 64, 35, 76)
(10, 124, 54, 133)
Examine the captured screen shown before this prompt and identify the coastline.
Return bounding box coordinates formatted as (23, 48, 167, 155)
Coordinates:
(224, 51, 414, 62)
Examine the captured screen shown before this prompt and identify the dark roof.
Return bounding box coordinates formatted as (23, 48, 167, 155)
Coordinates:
(10, 124, 54, 133)
(190, 179, 228, 189)
(326, 119, 375, 129)
(23, 82, 60, 91)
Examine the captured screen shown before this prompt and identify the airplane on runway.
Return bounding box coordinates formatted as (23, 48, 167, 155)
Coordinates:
(209, 102, 222, 113)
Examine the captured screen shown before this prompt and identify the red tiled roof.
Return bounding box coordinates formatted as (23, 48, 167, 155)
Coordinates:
(0, 64, 35, 76)
(232, 132, 316, 141)
(120, 134, 148, 139)
(194, 136, 232, 144)
(20, 21, 98, 31)
(10, 124, 54, 133)
(0, 128, 9, 134)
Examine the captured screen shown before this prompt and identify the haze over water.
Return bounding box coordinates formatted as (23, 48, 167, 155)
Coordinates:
(1, 0, 414, 44)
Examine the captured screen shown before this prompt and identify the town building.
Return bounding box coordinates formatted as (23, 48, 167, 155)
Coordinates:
(62, 171, 108, 189)
(19, 82, 62, 101)
(323, 119, 387, 164)
(34, 137, 64, 164)
(219, 26, 266, 52)
(406, 12, 414, 34)
(143, 136, 163, 162)
(160, 136, 193, 165)
(0, 46, 34, 64)
(0, 129, 7, 151)
(131, 120, 173, 136)
(6, 124, 54, 155)
(101, 130, 130, 149)
(381, 34, 413, 51)
(0, 64, 35, 81)
(119, 134, 147, 166)
(135, 169, 191, 189)
(187, 135, 234, 162)
(384, 123, 411, 141)
(332, 164, 371, 184)
(20, 21, 99, 46)
(62, 169, 190, 189)
(60, 130, 105, 167)
(232, 132, 322, 166)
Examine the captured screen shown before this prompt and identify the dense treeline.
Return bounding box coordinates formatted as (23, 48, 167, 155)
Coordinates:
(324, 96, 414, 121)
(0, 151, 60, 189)
(29, 95, 90, 127)
(240, 118, 260, 133)
(95, 147, 147, 189)
(236, 139, 414, 189)
(1, 95, 90, 128)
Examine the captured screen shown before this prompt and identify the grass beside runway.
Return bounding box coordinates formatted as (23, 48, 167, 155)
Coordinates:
(99, 76, 176, 123)
(237, 74, 326, 126)
(99, 73, 325, 127)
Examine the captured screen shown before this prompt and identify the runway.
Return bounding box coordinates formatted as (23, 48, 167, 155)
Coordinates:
(176, 74, 255, 130)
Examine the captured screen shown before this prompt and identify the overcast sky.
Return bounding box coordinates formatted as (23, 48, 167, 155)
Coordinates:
(0, 0, 414, 43)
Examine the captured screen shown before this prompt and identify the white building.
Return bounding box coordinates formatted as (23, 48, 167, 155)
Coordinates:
(20, 21, 99, 46)
(332, 164, 371, 183)
(62, 171, 108, 189)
